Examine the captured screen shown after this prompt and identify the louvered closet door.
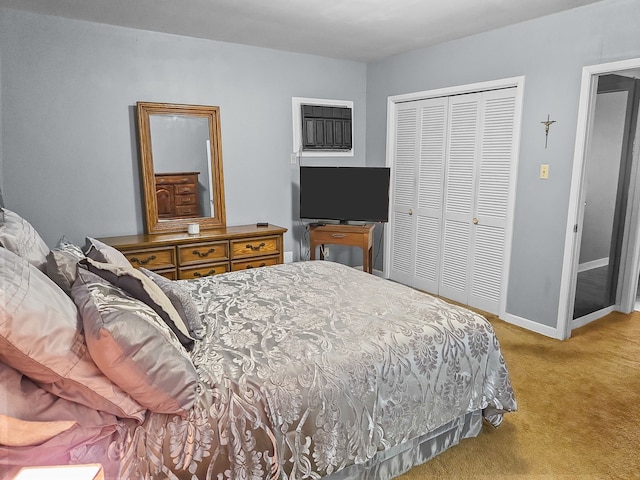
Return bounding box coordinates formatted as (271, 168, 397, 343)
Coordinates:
(413, 98, 448, 293)
(438, 93, 481, 304)
(468, 88, 517, 313)
(389, 98, 448, 289)
(389, 87, 517, 315)
(389, 103, 419, 286)
(439, 88, 517, 313)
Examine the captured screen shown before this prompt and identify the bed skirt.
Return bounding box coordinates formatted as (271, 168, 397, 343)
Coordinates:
(323, 410, 483, 480)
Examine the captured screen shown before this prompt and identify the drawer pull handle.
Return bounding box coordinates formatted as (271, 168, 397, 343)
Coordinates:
(193, 269, 217, 277)
(246, 242, 266, 251)
(193, 248, 216, 258)
(129, 255, 157, 265)
(331, 233, 346, 239)
(245, 263, 267, 269)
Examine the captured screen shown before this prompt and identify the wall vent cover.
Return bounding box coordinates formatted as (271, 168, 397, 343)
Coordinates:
(301, 105, 352, 151)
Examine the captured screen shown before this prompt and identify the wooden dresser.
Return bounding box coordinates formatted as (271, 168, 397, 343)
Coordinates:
(155, 172, 200, 218)
(98, 224, 287, 280)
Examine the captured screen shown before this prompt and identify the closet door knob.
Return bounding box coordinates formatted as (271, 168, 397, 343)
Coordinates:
(409, 208, 414, 216)
(473, 218, 479, 225)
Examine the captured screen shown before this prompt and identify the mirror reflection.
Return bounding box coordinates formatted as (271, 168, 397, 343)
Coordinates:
(149, 114, 213, 218)
(137, 102, 226, 234)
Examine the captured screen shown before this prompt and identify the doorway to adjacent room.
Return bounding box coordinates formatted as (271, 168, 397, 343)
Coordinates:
(559, 57, 640, 339)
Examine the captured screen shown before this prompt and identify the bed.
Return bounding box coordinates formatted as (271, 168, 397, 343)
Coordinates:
(0, 207, 516, 479)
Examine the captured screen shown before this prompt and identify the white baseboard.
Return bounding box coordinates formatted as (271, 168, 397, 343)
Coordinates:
(571, 306, 615, 330)
(503, 306, 618, 340)
(501, 312, 562, 339)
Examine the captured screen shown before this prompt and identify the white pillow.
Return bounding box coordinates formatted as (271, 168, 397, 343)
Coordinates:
(0, 208, 49, 271)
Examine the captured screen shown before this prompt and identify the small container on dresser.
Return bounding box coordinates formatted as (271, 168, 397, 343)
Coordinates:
(98, 224, 287, 280)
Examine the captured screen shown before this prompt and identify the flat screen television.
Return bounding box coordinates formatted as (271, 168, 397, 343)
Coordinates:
(299, 166, 390, 223)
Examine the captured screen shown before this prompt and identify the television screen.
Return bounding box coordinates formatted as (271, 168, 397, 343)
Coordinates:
(299, 166, 390, 223)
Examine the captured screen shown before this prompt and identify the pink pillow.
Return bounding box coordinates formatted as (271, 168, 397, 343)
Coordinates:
(0, 248, 145, 421)
(0, 361, 123, 478)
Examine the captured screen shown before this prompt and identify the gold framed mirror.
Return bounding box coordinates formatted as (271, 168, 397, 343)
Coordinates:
(137, 102, 226, 234)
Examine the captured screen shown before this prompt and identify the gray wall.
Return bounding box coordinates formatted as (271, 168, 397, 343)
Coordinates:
(0, 8, 367, 262)
(366, 0, 640, 329)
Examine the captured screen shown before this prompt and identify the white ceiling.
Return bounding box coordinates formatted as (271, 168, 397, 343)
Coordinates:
(0, 0, 605, 62)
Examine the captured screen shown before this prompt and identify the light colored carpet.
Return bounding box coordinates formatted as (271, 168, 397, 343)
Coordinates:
(397, 310, 640, 480)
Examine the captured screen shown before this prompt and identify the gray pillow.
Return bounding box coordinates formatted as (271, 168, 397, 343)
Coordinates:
(0, 208, 49, 271)
(72, 269, 197, 415)
(84, 237, 130, 267)
(82, 258, 195, 350)
(46, 236, 86, 294)
(140, 268, 205, 339)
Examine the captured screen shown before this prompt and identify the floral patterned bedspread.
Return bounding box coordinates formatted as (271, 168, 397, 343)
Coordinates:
(120, 261, 516, 479)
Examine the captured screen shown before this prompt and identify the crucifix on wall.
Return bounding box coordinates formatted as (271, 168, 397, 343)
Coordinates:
(541, 114, 556, 148)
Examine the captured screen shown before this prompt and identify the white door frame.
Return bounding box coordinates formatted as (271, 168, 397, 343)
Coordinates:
(618, 106, 640, 313)
(383, 76, 525, 319)
(557, 57, 640, 340)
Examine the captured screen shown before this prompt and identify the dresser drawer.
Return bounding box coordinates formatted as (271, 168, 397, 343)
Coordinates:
(175, 194, 196, 205)
(175, 205, 199, 216)
(231, 236, 279, 259)
(154, 268, 178, 280)
(231, 256, 280, 271)
(175, 184, 196, 195)
(179, 241, 229, 266)
(156, 175, 196, 185)
(179, 262, 229, 279)
(124, 246, 176, 270)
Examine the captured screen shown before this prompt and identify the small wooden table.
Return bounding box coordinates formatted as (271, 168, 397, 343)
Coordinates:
(309, 223, 375, 274)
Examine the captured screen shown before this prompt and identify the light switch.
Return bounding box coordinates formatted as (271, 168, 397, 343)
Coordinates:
(540, 164, 549, 180)
(290, 153, 297, 165)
